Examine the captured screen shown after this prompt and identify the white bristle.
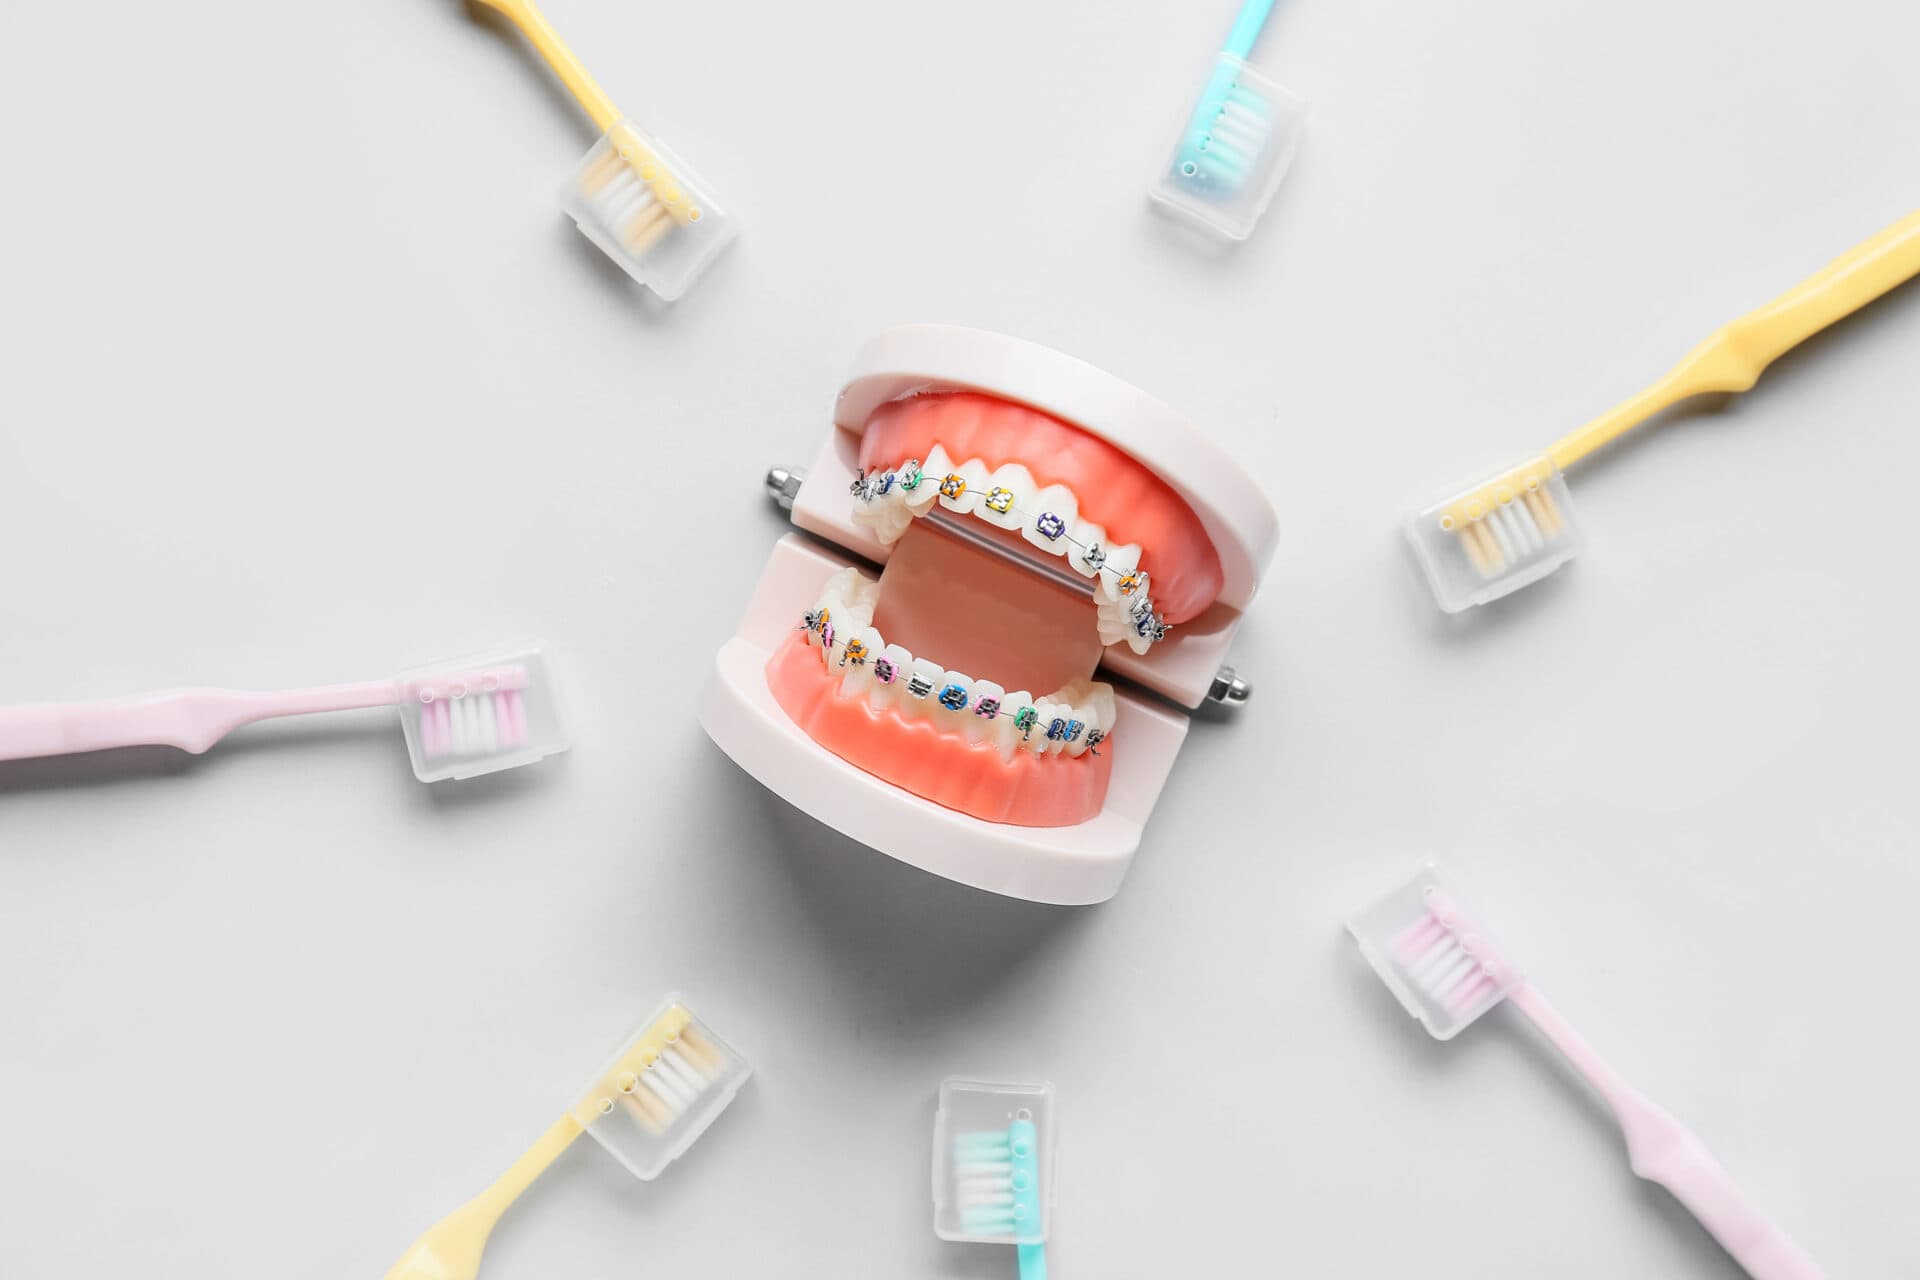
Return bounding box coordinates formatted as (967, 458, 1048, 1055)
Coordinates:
(420, 688, 530, 762)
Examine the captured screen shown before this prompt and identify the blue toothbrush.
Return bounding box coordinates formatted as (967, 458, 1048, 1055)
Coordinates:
(1172, 0, 1280, 197)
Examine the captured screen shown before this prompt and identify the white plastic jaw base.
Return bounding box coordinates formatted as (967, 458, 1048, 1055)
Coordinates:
(699, 535, 1189, 906)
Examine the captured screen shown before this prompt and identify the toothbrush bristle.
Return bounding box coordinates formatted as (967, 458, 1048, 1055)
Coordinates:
(1448, 481, 1569, 579)
(953, 1127, 1035, 1238)
(1390, 889, 1509, 1023)
(610, 1022, 728, 1136)
(414, 665, 532, 762)
(1179, 83, 1273, 191)
(579, 148, 683, 257)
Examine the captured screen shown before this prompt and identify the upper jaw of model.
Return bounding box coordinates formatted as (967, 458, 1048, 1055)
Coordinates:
(851, 447, 1169, 654)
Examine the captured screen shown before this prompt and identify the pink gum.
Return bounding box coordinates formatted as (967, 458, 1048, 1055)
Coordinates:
(858, 392, 1225, 625)
(764, 631, 1112, 828)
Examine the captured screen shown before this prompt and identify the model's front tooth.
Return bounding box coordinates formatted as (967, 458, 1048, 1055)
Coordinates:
(870, 643, 914, 712)
(995, 690, 1035, 761)
(976, 464, 1034, 532)
(1022, 484, 1079, 554)
(905, 657, 943, 718)
(934, 669, 976, 722)
(904, 447, 949, 516)
(840, 626, 885, 697)
(1067, 519, 1109, 577)
(937, 458, 990, 517)
(966, 679, 1005, 744)
(1097, 546, 1144, 600)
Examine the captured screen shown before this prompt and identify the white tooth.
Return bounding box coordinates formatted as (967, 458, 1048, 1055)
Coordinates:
(905, 447, 950, 515)
(1067, 519, 1109, 577)
(870, 643, 914, 712)
(1028, 699, 1063, 754)
(840, 626, 885, 697)
(995, 690, 1035, 761)
(937, 458, 989, 517)
(1076, 681, 1117, 734)
(967, 679, 1005, 744)
(935, 669, 976, 721)
(1097, 547, 1144, 601)
(1022, 484, 1078, 554)
(975, 464, 1034, 531)
(905, 657, 944, 719)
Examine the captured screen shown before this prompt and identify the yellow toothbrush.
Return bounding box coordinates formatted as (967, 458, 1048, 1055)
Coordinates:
(469, 0, 736, 300)
(386, 999, 750, 1280)
(1408, 208, 1920, 612)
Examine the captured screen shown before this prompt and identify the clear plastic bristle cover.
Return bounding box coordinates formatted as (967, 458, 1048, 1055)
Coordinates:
(1347, 864, 1523, 1041)
(570, 996, 752, 1182)
(1406, 456, 1586, 613)
(932, 1078, 1054, 1246)
(562, 119, 736, 301)
(396, 646, 567, 783)
(1148, 53, 1309, 241)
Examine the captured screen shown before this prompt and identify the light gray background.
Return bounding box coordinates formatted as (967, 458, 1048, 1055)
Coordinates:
(1, 0, 1915, 1275)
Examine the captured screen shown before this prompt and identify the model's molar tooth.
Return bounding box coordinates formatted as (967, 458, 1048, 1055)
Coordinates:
(1068, 519, 1109, 577)
(870, 643, 914, 713)
(1096, 546, 1144, 601)
(994, 690, 1035, 761)
(966, 678, 1006, 744)
(852, 474, 914, 544)
(906, 447, 952, 516)
(975, 463, 1035, 532)
(1022, 484, 1079, 554)
(839, 626, 885, 697)
(937, 457, 990, 517)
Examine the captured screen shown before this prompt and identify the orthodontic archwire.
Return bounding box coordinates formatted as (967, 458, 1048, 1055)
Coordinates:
(846, 461, 1173, 646)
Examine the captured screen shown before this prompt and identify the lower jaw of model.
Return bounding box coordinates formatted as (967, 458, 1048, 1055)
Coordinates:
(764, 391, 1223, 828)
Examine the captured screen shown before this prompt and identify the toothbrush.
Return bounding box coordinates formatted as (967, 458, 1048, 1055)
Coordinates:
(954, 1120, 1049, 1279)
(1409, 208, 1920, 612)
(467, 0, 735, 300)
(387, 999, 750, 1280)
(1175, 0, 1278, 195)
(1348, 866, 1825, 1279)
(0, 647, 565, 782)
(1150, 0, 1308, 239)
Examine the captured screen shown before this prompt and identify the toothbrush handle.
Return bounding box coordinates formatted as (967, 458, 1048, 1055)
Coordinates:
(1223, 0, 1278, 59)
(1017, 1243, 1048, 1280)
(0, 682, 398, 762)
(386, 1114, 584, 1280)
(1548, 207, 1920, 469)
(474, 0, 621, 132)
(1509, 985, 1824, 1279)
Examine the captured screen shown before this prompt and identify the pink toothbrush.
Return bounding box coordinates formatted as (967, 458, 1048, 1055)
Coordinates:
(1349, 865, 1824, 1279)
(0, 647, 567, 782)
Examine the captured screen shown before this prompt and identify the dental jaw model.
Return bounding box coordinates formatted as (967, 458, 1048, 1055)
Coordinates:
(700, 325, 1279, 905)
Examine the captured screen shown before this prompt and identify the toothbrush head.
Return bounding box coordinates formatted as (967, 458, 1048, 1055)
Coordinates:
(1149, 52, 1308, 241)
(569, 997, 752, 1181)
(933, 1078, 1054, 1247)
(1347, 864, 1524, 1041)
(395, 646, 568, 782)
(562, 119, 736, 301)
(1405, 455, 1587, 612)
